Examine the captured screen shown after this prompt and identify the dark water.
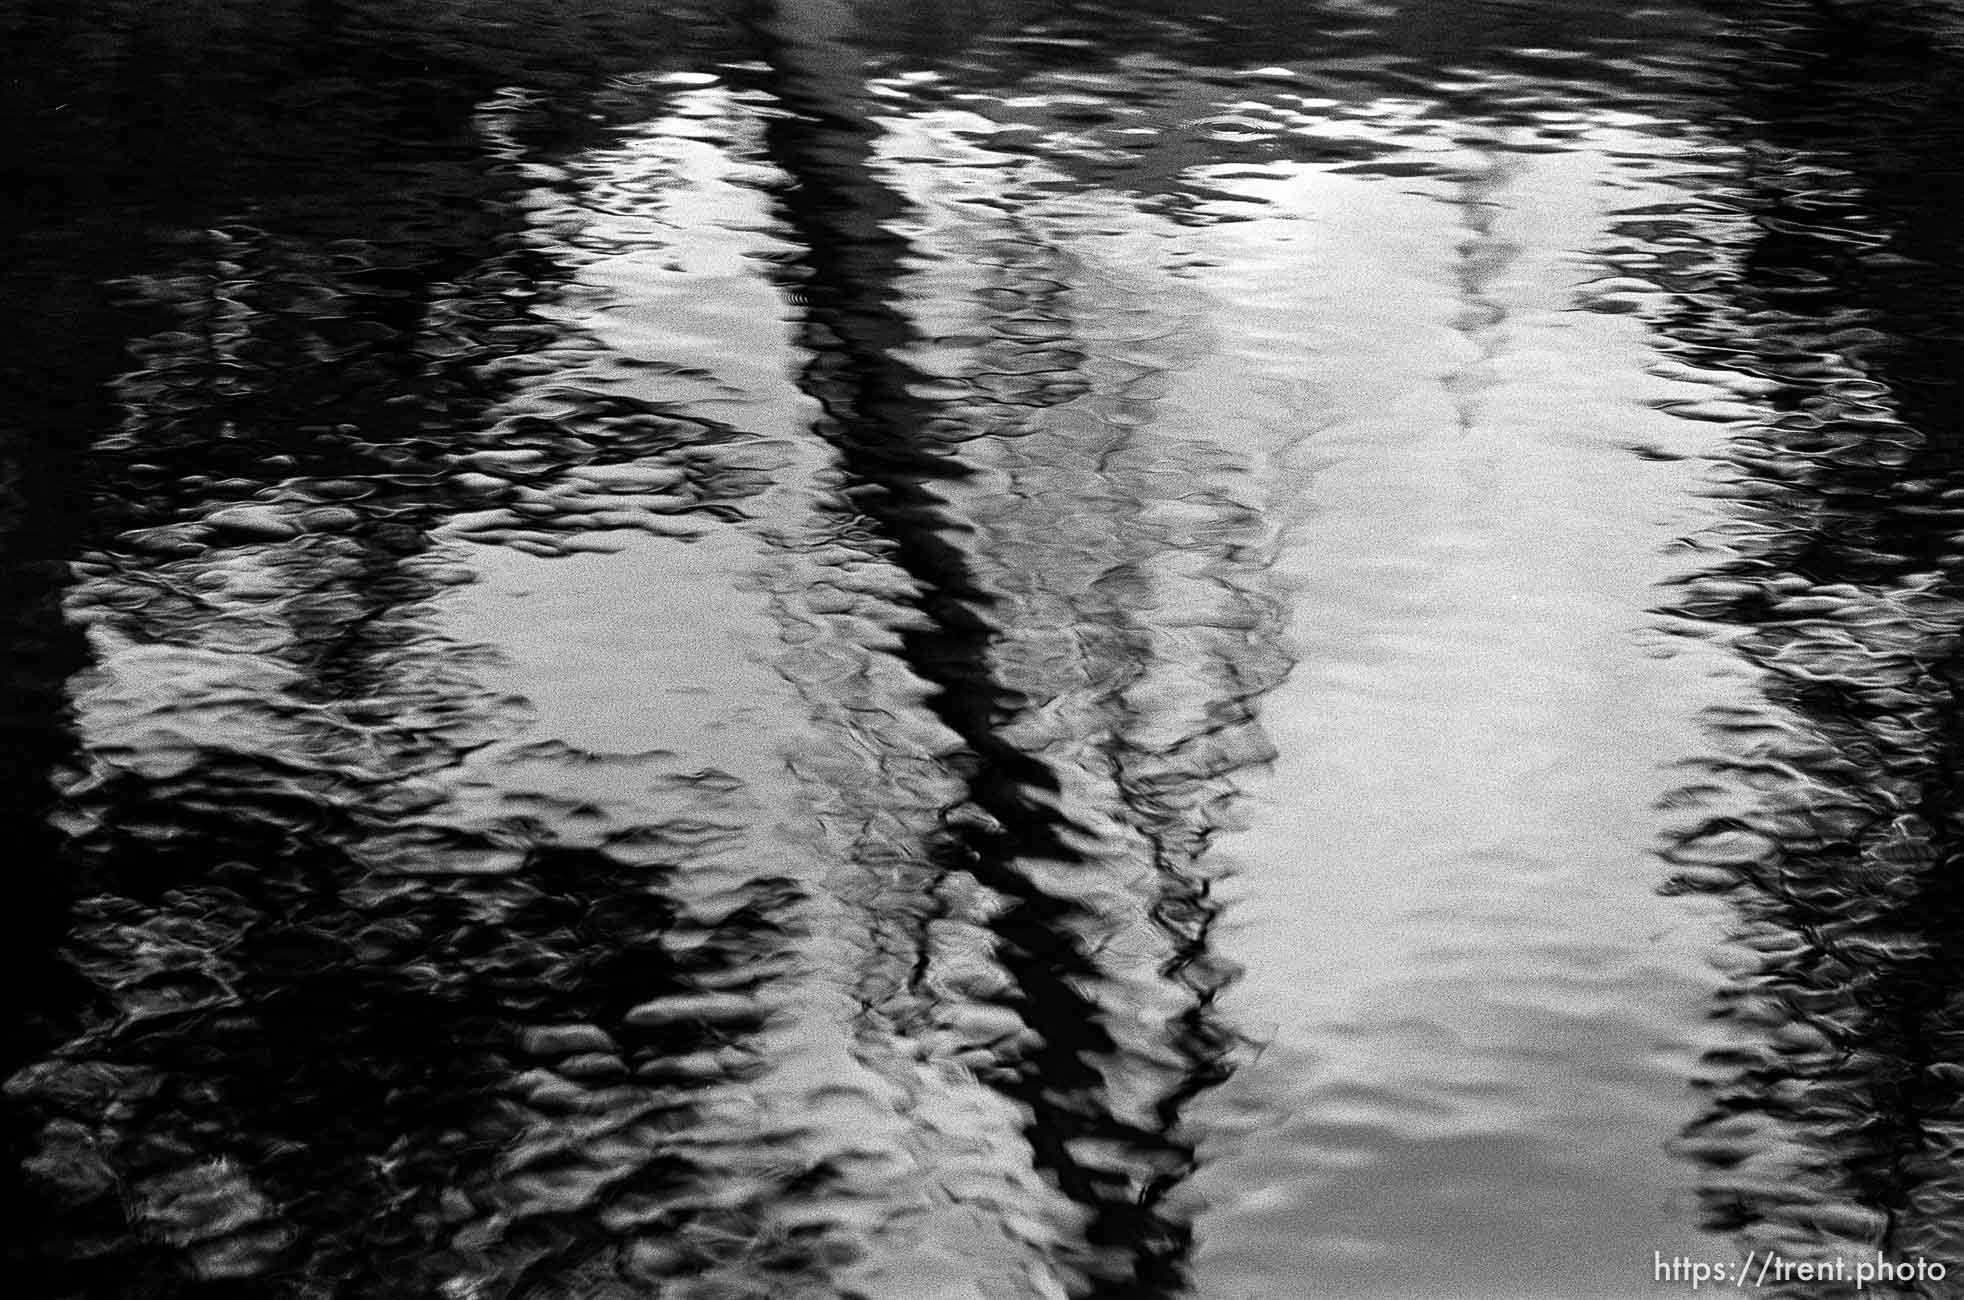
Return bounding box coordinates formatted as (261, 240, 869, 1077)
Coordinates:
(8, 2, 1964, 1297)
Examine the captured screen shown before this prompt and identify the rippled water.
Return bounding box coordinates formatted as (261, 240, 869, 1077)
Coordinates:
(8, 2, 1964, 1297)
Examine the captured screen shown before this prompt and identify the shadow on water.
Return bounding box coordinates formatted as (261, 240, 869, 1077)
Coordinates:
(1654, 1, 1964, 1292)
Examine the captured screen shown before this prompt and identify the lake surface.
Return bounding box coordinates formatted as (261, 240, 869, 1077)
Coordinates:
(6, 2, 1964, 1297)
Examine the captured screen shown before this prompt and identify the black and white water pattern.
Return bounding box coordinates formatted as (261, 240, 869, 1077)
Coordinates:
(7, 2, 1964, 1297)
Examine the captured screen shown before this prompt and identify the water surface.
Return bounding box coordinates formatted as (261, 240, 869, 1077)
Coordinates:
(7, 2, 1964, 1298)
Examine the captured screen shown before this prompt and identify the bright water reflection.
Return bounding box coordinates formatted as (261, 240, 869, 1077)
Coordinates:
(7, 2, 1964, 1298)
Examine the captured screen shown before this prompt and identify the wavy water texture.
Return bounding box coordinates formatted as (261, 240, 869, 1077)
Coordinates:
(7, 3, 1964, 1300)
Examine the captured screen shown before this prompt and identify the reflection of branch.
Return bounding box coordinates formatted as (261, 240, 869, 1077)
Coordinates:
(740, 0, 1072, 854)
(742, 26, 1289, 1287)
(741, 9, 1245, 1295)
